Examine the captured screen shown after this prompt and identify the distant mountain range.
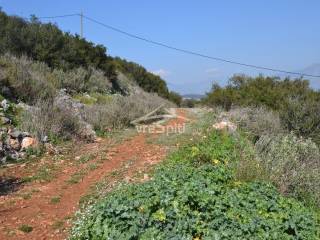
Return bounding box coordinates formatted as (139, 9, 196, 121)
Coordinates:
(299, 63, 320, 76)
(182, 94, 205, 100)
(289, 63, 320, 89)
(278, 63, 320, 89)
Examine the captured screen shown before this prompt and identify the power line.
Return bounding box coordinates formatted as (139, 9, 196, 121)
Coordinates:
(82, 14, 320, 78)
(35, 13, 80, 19)
(21, 13, 79, 21)
(24, 13, 320, 78)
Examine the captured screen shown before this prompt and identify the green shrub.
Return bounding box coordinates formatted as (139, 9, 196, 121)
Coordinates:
(255, 133, 320, 207)
(181, 98, 198, 108)
(71, 131, 319, 239)
(227, 107, 284, 142)
(203, 75, 320, 146)
(279, 96, 320, 145)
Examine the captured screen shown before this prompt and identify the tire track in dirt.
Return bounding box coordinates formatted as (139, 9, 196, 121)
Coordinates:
(0, 109, 187, 240)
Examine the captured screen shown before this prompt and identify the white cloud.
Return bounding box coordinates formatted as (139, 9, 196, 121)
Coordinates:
(152, 69, 170, 78)
(205, 68, 219, 75)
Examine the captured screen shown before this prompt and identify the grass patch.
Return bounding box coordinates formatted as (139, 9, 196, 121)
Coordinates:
(50, 196, 61, 204)
(66, 169, 86, 184)
(18, 224, 33, 233)
(20, 192, 32, 200)
(77, 154, 95, 164)
(23, 163, 58, 183)
(73, 94, 97, 105)
(87, 163, 98, 171)
(33, 165, 56, 182)
(52, 220, 64, 230)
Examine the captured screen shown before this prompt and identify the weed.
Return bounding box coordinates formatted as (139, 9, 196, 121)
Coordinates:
(18, 224, 33, 233)
(23, 164, 57, 183)
(66, 169, 86, 184)
(52, 220, 64, 230)
(78, 154, 95, 164)
(50, 196, 61, 204)
(87, 163, 98, 171)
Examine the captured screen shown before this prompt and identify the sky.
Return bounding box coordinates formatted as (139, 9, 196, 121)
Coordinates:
(1, 0, 320, 94)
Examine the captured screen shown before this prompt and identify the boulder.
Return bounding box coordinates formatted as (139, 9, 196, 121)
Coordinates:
(0, 99, 9, 111)
(21, 137, 37, 150)
(54, 89, 96, 141)
(0, 127, 36, 164)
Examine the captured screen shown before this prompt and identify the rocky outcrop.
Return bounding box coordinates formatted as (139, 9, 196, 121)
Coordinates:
(54, 89, 96, 142)
(0, 100, 38, 164)
(0, 127, 38, 164)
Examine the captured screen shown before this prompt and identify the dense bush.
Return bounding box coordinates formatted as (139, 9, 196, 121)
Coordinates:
(167, 91, 182, 106)
(71, 131, 319, 239)
(255, 133, 320, 207)
(52, 67, 113, 94)
(226, 107, 284, 141)
(20, 99, 81, 142)
(280, 96, 320, 145)
(0, 54, 56, 103)
(181, 98, 199, 108)
(203, 75, 320, 145)
(204, 75, 312, 111)
(0, 54, 114, 103)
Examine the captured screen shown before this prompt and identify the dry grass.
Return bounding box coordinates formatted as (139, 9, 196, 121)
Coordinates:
(255, 133, 320, 207)
(20, 99, 81, 142)
(225, 106, 284, 141)
(83, 91, 174, 131)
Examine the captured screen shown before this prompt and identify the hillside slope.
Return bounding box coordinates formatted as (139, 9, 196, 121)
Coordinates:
(0, 10, 180, 102)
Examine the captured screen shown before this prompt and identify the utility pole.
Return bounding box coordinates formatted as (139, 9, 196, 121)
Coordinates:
(80, 11, 83, 38)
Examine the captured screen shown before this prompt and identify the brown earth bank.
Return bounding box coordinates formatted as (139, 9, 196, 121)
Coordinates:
(0, 109, 187, 240)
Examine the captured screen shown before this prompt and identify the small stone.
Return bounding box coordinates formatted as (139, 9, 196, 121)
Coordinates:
(143, 174, 150, 181)
(0, 99, 9, 111)
(41, 135, 49, 143)
(0, 157, 6, 164)
(9, 138, 20, 151)
(212, 121, 237, 132)
(0, 117, 10, 125)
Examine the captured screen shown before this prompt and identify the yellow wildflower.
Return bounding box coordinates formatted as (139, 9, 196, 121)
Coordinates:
(212, 159, 220, 165)
(234, 181, 242, 186)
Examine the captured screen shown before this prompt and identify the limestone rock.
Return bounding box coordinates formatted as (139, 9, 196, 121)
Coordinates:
(212, 121, 237, 132)
(0, 99, 9, 111)
(21, 137, 37, 150)
(9, 138, 20, 151)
